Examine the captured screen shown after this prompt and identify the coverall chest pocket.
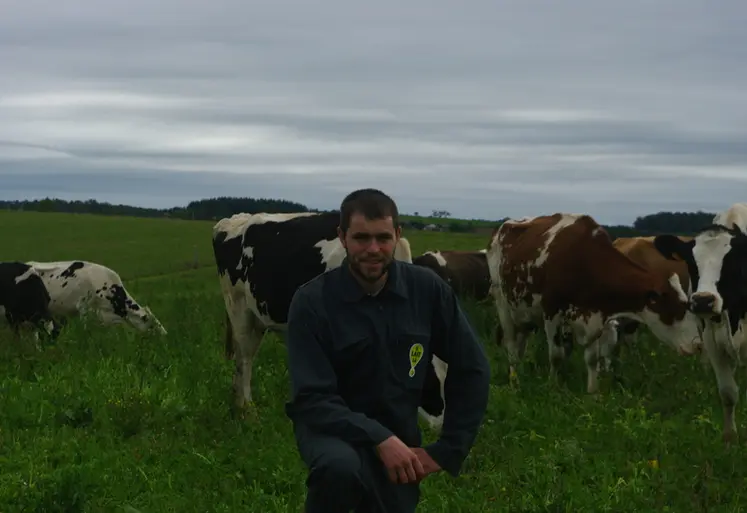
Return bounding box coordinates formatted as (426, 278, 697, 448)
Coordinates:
(395, 333, 430, 391)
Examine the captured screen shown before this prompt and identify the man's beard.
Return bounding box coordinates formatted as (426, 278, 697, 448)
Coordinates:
(348, 252, 392, 283)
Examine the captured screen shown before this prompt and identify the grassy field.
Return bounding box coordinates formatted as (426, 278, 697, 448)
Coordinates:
(1, 211, 745, 512)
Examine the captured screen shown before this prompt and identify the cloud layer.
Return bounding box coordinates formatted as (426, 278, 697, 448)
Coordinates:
(2, 0, 746, 224)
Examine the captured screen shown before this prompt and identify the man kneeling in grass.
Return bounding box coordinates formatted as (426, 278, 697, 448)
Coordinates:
(285, 188, 491, 513)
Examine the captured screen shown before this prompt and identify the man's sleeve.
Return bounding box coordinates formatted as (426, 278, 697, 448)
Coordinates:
(284, 286, 394, 446)
(424, 280, 491, 477)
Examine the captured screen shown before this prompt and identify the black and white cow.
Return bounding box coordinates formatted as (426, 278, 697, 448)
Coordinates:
(212, 211, 448, 430)
(653, 202, 747, 444)
(0, 261, 61, 340)
(25, 260, 167, 335)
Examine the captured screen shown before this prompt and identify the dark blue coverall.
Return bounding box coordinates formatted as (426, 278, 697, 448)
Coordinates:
(285, 257, 491, 513)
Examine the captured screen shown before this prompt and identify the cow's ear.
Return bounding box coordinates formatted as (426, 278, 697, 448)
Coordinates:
(653, 235, 693, 262)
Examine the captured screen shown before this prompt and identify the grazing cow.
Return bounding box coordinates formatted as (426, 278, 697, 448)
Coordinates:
(25, 260, 167, 335)
(609, 235, 699, 353)
(212, 211, 447, 429)
(412, 249, 491, 300)
(0, 261, 61, 340)
(487, 213, 701, 394)
(653, 203, 747, 443)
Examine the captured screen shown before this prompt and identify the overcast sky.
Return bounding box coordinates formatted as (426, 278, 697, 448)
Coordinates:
(1, 0, 745, 224)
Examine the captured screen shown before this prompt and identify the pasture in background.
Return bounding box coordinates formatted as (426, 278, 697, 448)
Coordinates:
(0, 211, 744, 512)
(0, 211, 216, 279)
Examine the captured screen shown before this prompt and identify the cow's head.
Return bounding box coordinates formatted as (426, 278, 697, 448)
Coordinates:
(131, 305, 168, 335)
(654, 225, 747, 322)
(640, 272, 702, 355)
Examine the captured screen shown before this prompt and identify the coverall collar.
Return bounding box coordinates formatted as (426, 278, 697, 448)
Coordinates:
(341, 257, 409, 302)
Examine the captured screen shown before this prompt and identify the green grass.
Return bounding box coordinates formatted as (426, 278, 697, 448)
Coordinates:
(0, 211, 216, 279)
(1, 212, 745, 512)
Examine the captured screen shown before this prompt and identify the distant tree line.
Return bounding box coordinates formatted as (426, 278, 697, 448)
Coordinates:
(178, 197, 313, 220)
(606, 210, 716, 238)
(0, 196, 718, 236)
(0, 196, 310, 220)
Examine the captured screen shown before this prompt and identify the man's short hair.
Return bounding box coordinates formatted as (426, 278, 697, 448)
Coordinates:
(339, 188, 400, 234)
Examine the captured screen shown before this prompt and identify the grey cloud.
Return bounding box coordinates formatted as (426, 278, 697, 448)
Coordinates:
(1, 0, 746, 225)
(158, 108, 747, 165)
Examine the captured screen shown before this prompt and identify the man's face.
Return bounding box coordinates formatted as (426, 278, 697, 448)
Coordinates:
(339, 212, 401, 283)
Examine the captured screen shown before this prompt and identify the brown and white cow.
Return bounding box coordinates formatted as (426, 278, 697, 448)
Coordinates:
(412, 249, 491, 301)
(486, 213, 701, 394)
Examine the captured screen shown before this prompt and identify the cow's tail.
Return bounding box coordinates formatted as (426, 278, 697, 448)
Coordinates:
(33, 273, 63, 342)
(224, 311, 235, 360)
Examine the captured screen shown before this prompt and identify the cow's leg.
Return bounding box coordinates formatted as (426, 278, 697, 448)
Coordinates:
(544, 314, 565, 383)
(78, 292, 99, 324)
(702, 330, 739, 444)
(223, 311, 235, 360)
(230, 306, 266, 413)
(583, 330, 613, 395)
(594, 320, 620, 374)
(74, 297, 90, 329)
(494, 299, 526, 385)
(507, 329, 530, 387)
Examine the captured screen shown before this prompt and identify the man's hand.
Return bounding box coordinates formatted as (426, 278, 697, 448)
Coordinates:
(375, 435, 426, 484)
(411, 447, 442, 477)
